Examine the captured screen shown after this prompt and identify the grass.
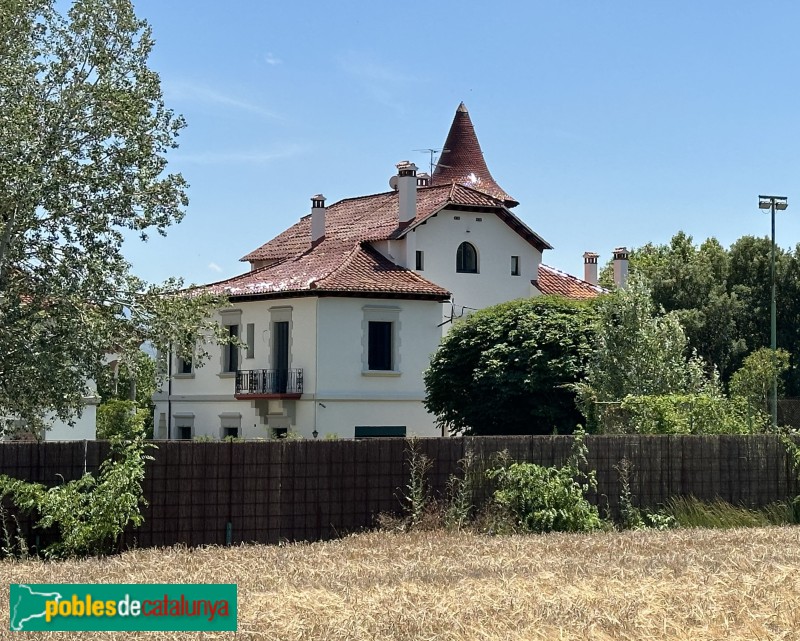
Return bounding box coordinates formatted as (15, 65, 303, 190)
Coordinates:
(3, 527, 800, 640)
(663, 496, 795, 529)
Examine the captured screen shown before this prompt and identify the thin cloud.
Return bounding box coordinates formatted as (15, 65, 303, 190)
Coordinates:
(208, 262, 223, 273)
(337, 52, 426, 114)
(264, 52, 282, 66)
(165, 81, 280, 120)
(173, 145, 305, 166)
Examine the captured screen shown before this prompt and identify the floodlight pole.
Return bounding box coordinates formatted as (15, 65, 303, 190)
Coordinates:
(758, 195, 788, 431)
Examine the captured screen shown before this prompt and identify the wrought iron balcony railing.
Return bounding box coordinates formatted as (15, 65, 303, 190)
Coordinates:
(235, 368, 303, 398)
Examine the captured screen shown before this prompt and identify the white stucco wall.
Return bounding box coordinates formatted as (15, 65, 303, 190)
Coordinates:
(312, 297, 441, 437)
(408, 206, 543, 329)
(46, 399, 98, 440)
(167, 297, 318, 399)
(154, 297, 318, 439)
(153, 295, 442, 439)
(152, 204, 550, 440)
(24, 380, 99, 441)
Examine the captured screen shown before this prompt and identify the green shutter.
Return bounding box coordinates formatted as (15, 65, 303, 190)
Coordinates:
(354, 426, 406, 438)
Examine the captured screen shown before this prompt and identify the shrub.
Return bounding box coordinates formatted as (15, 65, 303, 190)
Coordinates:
(402, 439, 432, 529)
(615, 458, 675, 530)
(0, 502, 29, 560)
(730, 348, 791, 415)
(443, 453, 476, 531)
(0, 434, 153, 558)
(619, 393, 761, 434)
(96, 399, 148, 440)
(486, 429, 602, 533)
(425, 296, 596, 435)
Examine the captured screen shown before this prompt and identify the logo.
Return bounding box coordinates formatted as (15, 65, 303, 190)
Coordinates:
(9, 584, 237, 632)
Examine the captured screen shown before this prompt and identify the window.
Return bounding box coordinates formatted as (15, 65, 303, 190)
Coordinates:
(174, 414, 194, 440)
(456, 242, 478, 273)
(220, 413, 241, 440)
(368, 321, 393, 370)
(415, 250, 424, 271)
(246, 323, 255, 359)
(219, 309, 242, 375)
(223, 324, 239, 373)
(272, 320, 290, 393)
(511, 255, 520, 276)
(354, 426, 406, 439)
(362, 305, 400, 374)
(172, 335, 194, 377)
(177, 355, 193, 374)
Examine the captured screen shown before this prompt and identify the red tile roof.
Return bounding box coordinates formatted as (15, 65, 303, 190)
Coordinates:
(430, 102, 518, 207)
(204, 239, 449, 301)
(242, 183, 549, 266)
(535, 264, 606, 300)
(203, 103, 560, 302)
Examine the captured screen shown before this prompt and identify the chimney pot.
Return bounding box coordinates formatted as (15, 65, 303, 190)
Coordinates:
(311, 194, 326, 244)
(583, 251, 599, 285)
(613, 247, 629, 289)
(396, 161, 418, 225)
(396, 160, 417, 178)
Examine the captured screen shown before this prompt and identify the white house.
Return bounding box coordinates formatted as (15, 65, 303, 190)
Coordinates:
(45, 391, 99, 440)
(3, 385, 99, 441)
(153, 103, 604, 440)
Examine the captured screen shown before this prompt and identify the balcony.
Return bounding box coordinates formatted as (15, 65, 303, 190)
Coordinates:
(235, 369, 303, 400)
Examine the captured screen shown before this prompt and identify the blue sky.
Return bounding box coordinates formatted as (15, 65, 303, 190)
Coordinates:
(125, 1, 800, 285)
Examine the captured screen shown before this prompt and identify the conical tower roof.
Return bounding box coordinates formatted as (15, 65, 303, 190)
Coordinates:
(430, 102, 518, 207)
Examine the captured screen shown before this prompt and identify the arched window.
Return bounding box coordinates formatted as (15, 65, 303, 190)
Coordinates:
(456, 242, 478, 273)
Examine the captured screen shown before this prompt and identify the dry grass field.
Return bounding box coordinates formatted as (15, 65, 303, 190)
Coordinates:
(3, 527, 800, 640)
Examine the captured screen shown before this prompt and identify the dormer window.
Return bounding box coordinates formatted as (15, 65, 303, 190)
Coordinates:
(456, 242, 478, 273)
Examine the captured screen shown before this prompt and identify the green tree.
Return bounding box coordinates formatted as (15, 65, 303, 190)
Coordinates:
(96, 399, 148, 440)
(729, 347, 791, 417)
(622, 232, 800, 394)
(578, 275, 765, 434)
(580, 276, 706, 402)
(0, 0, 227, 435)
(97, 351, 156, 409)
(576, 276, 716, 431)
(97, 350, 156, 436)
(424, 296, 596, 436)
(632, 233, 745, 380)
(728, 236, 800, 393)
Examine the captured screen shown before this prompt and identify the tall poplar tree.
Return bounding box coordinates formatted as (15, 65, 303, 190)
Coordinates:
(0, 0, 224, 434)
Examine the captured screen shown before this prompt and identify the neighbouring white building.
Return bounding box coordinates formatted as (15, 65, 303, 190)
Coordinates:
(153, 103, 604, 440)
(4, 385, 99, 441)
(46, 392, 99, 440)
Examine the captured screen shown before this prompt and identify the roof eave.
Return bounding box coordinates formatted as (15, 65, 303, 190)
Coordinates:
(393, 201, 552, 253)
(225, 290, 451, 303)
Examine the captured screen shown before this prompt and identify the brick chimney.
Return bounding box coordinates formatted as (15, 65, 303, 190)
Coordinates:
(311, 194, 326, 244)
(583, 251, 599, 286)
(396, 161, 418, 225)
(613, 247, 629, 289)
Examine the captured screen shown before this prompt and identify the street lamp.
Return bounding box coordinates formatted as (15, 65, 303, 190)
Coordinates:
(758, 195, 788, 431)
